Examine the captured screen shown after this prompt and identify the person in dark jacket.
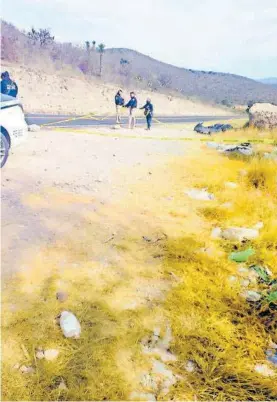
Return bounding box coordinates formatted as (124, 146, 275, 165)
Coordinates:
(140, 98, 154, 130)
(115, 89, 124, 124)
(1, 71, 18, 98)
(124, 92, 137, 129)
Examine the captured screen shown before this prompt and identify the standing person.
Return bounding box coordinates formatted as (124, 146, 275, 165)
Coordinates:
(114, 89, 124, 124)
(124, 92, 137, 129)
(0, 71, 18, 98)
(140, 98, 154, 130)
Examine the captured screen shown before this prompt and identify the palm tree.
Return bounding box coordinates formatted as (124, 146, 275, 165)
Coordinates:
(92, 40, 96, 50)
(97, 43, 105, 77)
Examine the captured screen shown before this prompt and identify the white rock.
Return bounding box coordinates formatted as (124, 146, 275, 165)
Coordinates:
(249, 103, 277, 129)
(58, 380, 68, 391)
(36, 351, 45, 360)
(237, 266, 248, 275)
(44, 349, 59, 361)
(211, 227, 222, 239)
(129, 391, 156, 401)
(241, 279, 250, 287)
(28, 124, 40, 132)
(185, 188, 215, 201)
(143, 347, 177, 362)
(269, 341, 277, 350)
(221, 202, 233, 209)
(158, 326, 172, 350)
(253, 222, 264, 230)
(12, 363, 20, 370)
(152, 360, 176, 385)
(225, 182, 238, 189)
(60, 311, 81, 338)
(239, 169, 248, 177)
(140, 373, 158, 390)
(184, 360, 196, 373)
(228, 275, 238, 283)
(220, 227, 259, 242)
(20, 365, 35, 374)
(242, 290, 261, 302)
(254, 363, 275, 377)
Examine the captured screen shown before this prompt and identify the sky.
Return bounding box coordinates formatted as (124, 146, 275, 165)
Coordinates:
(2, 0, 277, 79)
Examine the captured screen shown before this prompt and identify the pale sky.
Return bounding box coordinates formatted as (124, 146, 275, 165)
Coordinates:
(2, 0, 277, 79)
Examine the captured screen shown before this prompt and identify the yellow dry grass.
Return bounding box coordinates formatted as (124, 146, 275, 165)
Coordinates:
(2, 125, 277, 401)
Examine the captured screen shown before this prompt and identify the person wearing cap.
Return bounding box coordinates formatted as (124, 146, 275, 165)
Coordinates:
(140, 98, 154, 130)
(114, 89, 124, 124)
(1, 71, 18, 98)
(124, 92, 137, 129)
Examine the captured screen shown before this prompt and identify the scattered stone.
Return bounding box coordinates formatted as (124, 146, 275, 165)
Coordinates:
(12, 363, 20, 370)
(264, 149, 277, 161)
(249, 103, 277, 129)
(199, 247, 214, 256)
(185, 188, 215, 201)
(36, 350, 45, 360)
(237, 266, 248, 275)
(253, 221, 264, 230)
(254, 363, 276, 377)
(221, 202, 233, 209)
(56, 291, 68, 302)
(184, 360, 196, 373)
(129, 391, 156, 401)
(143, 236, 152, 243)
(44, 349, 59, 361)
(28, 124, 41, 132)
(152, 360, 176, 385)
(220, 227, 259, 242)
(242, 290, 261, 302)
(239, 169, 248, 177)
(269, 341, 277, 350)
(58, 380, 68, 391)
(140, 373, 158, 390)
(223, 143, 253, 156)
(20, 365, 35, 374)
(266, 350, 277, 366)
(228, 275, 238, 283)
(112, 124, 121, 130)
(60, 311, 81, 338)
(225, 181, 238, 189)
(211, 227, 222, 239)
(241, 279, 250, 287)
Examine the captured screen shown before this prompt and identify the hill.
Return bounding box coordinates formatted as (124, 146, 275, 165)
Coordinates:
(257, 77, 277, 87)
(1, 20, 277, 108)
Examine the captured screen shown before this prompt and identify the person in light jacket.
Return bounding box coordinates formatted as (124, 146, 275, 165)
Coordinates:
(114, 89, 124, 124)
(124, 92, 137, 129)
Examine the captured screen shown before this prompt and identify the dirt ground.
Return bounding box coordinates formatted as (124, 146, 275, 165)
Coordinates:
(1, 125, 197, 283)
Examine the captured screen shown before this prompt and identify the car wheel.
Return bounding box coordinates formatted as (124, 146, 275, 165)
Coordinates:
(1, 133, 9, 168)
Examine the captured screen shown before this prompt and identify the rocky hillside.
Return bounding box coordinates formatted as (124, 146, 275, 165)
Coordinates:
(2, 62, 230, 115)
(2, 20, 277, 107)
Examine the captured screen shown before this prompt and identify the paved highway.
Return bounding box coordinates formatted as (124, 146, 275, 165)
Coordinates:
(26, 113, 239, 128)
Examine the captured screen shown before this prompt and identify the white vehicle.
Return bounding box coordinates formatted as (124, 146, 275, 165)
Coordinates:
(1, 94, 28, 168)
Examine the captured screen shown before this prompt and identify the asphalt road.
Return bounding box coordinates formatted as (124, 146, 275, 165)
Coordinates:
(25, 113, 239, 128)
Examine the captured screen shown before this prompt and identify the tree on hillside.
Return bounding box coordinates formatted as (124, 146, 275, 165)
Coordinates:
(27, 27, 54, 47)
(97, 43, 105, 77)
(85, 41, 90, 51)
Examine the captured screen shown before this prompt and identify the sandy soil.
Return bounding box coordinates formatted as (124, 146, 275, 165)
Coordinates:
(3, 62, 231, 116)
(1, 125, 199, 284)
